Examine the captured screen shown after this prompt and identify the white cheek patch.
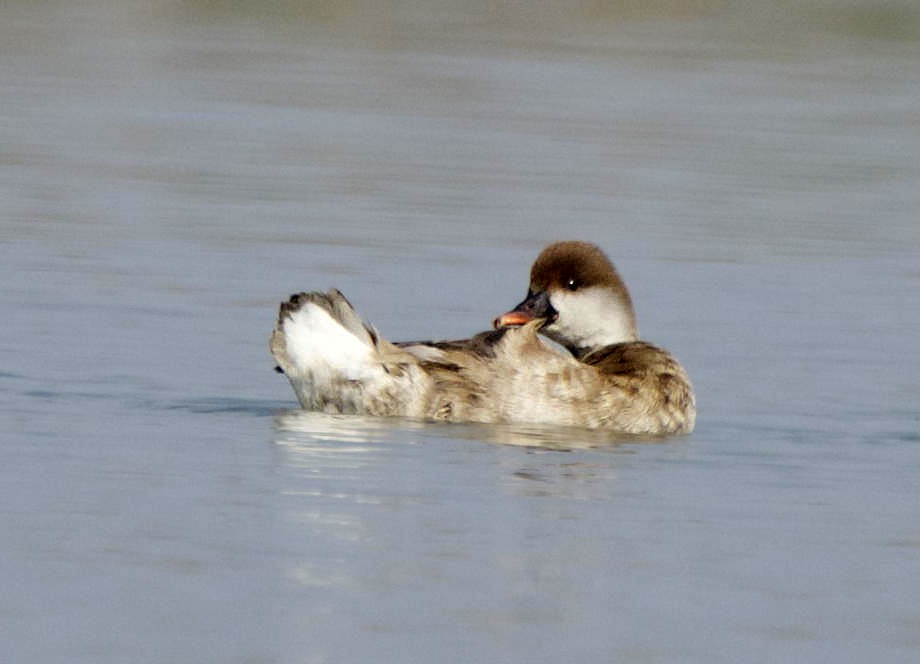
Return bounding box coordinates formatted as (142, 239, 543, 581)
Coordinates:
(548, 288, 637, 348)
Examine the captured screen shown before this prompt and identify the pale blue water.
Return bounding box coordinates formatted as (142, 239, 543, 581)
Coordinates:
(2, 1, 919, 662)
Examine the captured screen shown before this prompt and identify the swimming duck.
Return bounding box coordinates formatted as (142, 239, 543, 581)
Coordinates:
(271, 241, 695, 435)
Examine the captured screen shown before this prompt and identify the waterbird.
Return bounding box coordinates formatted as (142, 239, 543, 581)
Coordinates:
(271, 241, 695, 435)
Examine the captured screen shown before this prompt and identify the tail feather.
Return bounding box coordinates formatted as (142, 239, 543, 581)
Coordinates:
(272, 289, 377, 370)
(270, 289, 488, 420)
(271, 289, 418, 413)
(324, 289, 375, 346)
(273, 290, 372, 354)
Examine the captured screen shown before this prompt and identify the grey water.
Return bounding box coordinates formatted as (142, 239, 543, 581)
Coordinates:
(2, 1, 919, 661)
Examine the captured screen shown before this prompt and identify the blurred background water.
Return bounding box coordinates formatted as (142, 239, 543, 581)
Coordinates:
(2, 1, 919, 661)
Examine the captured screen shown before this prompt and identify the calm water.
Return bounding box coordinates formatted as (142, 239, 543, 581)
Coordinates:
(2, 1, 919, 661)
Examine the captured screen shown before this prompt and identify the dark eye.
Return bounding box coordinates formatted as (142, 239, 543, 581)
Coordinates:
(566, 279, 578, 291)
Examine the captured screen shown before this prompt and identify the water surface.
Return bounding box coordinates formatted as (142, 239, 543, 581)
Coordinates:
(2, 1, 919, 661)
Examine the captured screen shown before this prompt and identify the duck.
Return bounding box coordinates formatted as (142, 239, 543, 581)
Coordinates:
(271, 241, 695, 435)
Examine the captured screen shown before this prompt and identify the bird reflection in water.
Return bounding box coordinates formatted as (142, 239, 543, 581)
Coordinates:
(273, 409, 671, 451)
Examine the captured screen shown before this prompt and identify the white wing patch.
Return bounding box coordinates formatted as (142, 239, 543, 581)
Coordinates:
(399, 344, 448, 362)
